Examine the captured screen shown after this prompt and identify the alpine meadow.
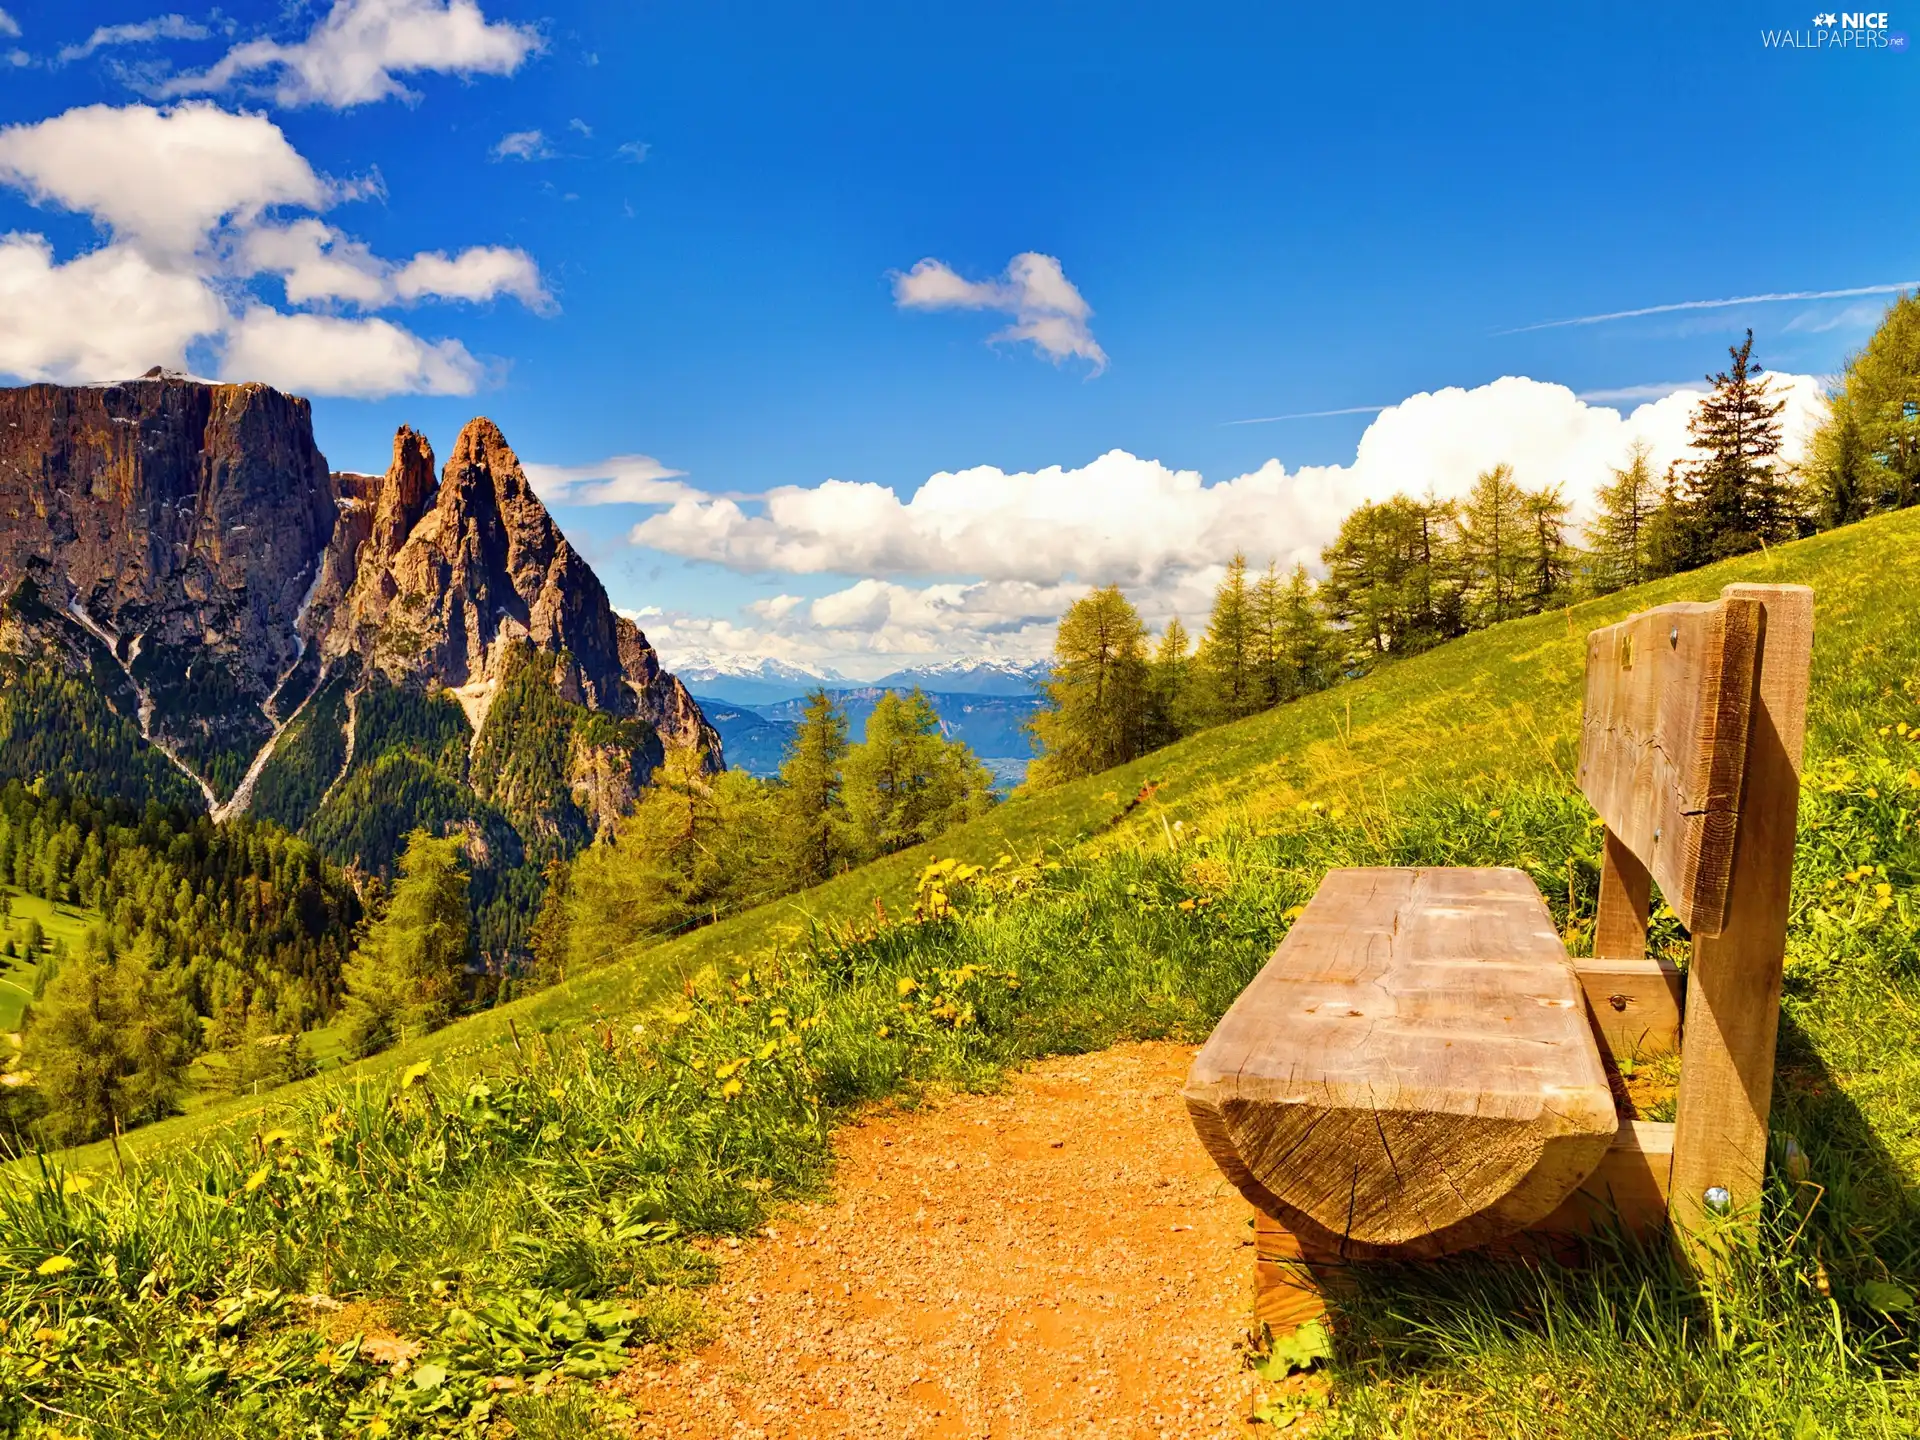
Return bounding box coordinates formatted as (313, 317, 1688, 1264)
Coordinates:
(0, 4, 1915, 1436)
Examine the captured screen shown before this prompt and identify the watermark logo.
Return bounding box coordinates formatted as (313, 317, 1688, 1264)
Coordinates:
(1762, 9, 1908, 45)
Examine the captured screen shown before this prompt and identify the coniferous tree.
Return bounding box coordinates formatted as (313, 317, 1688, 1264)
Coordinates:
(842, 690, 993, 859)
(1196, 554, 1259, 722)
(341, 828, 473, 1057)
(1252, 562, 1287, 709)
(526, 857, 572, 986)
(1521, 484, 1576, 613)
(776, 689, 852, 887)
(1644, 461, 1695, 579)
(555, 749, 779, 970)
(1808, 402, 1873, 529)
(1276, 563, 1337, 697)
(1027, 586, 1151, 786)
(1588, 440, 1660, 593)
(25, 934, 196, 1144)
(1676, 329, 1793, 558)
(1458, 464, 1529, 625)
(1808, 294, 1920, 519)
(1145, 616, 1197, 749)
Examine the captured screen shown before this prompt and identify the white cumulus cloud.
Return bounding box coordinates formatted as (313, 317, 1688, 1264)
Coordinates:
(221, 308, 485, 397)
(162, 0, 540, 108)
(524, 455, 701, 507)
(239, 219, 550, 310)
(0, 233, 225, 380)
(0, 9, 22, 39)
(0, 101, 328, 257)
(633, 374, 1828, 590)
(893, 251, 1106, 373)
(0, 102, 550, 396)
(627, 373, 1830, 665)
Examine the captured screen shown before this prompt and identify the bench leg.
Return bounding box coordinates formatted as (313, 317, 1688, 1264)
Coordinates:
(1252, 1211, 1343, 1336)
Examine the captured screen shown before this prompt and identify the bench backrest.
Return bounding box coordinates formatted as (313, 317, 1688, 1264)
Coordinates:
(1578, 594, 1762, 936)
(1578, 581, 1814, 1258)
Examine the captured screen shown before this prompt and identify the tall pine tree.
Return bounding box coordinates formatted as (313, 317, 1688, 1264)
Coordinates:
(1276, 563, 1336, 697)
(1677, 329, 1793, 559)
(340, 828, 472, 1057)
(1521, 484, 1575, 613)
(1807, 293, 1920, 519)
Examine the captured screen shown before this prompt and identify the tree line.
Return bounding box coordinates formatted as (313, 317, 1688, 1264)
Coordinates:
(531, 688, 995, 984)
(1029, 319, 1919, 785)
(0, 781, 361, 1144)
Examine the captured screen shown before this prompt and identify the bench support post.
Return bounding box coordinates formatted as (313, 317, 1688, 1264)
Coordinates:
(1669, 584, 1814, 1264)
(1594, 826, 1652, 961)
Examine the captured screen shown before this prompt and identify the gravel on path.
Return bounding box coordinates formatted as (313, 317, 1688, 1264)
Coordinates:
(614, 1041, 1279, 1438)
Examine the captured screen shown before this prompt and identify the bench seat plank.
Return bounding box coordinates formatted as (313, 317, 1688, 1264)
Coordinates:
(1184, 867, 1619, 1259)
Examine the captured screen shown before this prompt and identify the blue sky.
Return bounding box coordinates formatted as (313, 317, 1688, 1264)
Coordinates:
(0, 1, 1911, 674)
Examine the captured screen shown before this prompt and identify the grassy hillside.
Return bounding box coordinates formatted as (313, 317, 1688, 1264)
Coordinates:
(9, 508, 1919, 1437)
(0, 888, 95, 1033)
(67, 506, 1919, 1168)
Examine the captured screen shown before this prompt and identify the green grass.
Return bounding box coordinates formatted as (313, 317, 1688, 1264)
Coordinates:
(77, 506, 1920, 1170)
(7, 507, 1920, 1436)
(0, 889, 97, 1034)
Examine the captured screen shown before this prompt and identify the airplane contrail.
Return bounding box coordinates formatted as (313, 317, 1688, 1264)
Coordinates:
(1222, 405, 1390, 426)
(1498, 281, 1918, 334)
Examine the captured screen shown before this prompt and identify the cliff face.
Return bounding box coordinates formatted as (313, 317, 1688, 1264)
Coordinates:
(319, 418, 716, 756)
(0, 374, 718, 813)
(0, 374, 337, 795)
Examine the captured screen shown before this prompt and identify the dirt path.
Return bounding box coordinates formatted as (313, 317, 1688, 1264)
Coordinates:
(615, 1041, 1274, 1439)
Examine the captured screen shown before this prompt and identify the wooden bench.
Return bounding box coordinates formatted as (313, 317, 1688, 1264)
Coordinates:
(1184, 583, 1813, 1329)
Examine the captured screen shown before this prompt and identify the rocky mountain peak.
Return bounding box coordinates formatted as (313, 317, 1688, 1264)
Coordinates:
(372, 425, 438, 560)
(314, 415, 718, 765)
(2, 376, 720, 810)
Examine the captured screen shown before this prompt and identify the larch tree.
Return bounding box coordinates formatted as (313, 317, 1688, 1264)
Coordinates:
(1253, 562, 1287, 709)
(1521, 484, 1575, 613)
(1808, 293, 1920, 518)
(1587, 440, 1660, 593)
(777, 689, 852, 887)
(1276, 563, 1336, 698)
(341, 827, 473, 1057)
(558, 747, 778, 971)
(26, 932, 196, 1145)
(1458, 464, 1529, 625)
(1197, 554, 1260, 722)
(1145, 615, 1197, 749)
(842, 689, 993, 859)
(1027, 586, 1151, 786)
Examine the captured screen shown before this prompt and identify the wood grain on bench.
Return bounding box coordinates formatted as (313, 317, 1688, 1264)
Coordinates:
(1183, 867, 1618, 1261)
(1578, 596, 1762, 938)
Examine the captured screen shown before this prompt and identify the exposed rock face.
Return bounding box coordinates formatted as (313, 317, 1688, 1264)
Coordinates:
(0, 376, 336, 794)
(320, 417, 717, 758)
(0, 376, 719, 809)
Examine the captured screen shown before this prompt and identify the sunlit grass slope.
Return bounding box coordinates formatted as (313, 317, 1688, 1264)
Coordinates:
(0, 888, 95, 1034)
(9, 507, 1920, 1437)
(74, 506, 1920, 1169)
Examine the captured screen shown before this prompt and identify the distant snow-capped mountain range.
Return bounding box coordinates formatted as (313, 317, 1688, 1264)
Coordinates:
(664, 650, 1048, 705)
